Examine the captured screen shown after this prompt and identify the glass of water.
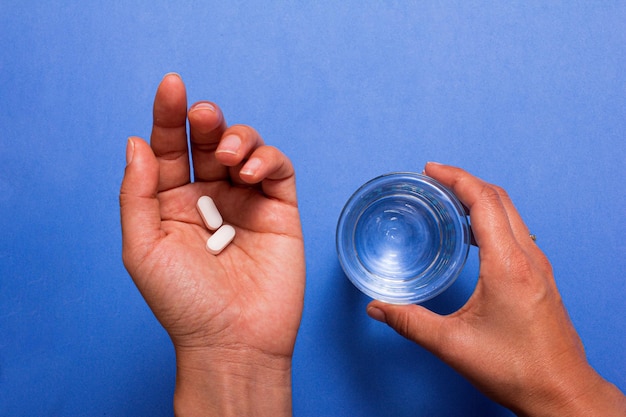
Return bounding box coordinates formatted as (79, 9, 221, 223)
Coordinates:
(336, 172, 470, 304)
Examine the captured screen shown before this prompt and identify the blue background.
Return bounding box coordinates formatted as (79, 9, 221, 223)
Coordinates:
(1, 2, 624, 416)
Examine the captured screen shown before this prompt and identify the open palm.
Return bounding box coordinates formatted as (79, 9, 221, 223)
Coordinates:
(120, 74, 305, 359)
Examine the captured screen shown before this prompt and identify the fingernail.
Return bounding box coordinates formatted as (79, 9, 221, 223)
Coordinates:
(126, 137, 135, 165)
(216, 134, 241, 155)
(189, 101, 216, 114)
(367, 306, 387, 323)
(163, 72, 182, 80)
(240, 158, 262, 177)
(424, 161, 443, 173)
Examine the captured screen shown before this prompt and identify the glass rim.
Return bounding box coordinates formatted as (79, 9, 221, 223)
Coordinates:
(336, 172, 470, 304)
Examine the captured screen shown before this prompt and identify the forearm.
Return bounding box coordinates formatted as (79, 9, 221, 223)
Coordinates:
(173, 347, 293, 417)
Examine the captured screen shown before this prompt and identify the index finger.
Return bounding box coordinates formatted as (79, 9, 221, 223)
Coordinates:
(424, 163, 517, 258)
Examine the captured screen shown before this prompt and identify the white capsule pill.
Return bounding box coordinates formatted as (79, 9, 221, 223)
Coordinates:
(196, 196, 223, 231)
(206, 224, 236, 255)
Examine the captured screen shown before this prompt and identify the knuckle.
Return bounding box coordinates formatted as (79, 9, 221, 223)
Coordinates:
(534, 253, 554, 276)
(492, 185, 511, 203)
(478, 183, 503, 203)
(505, 248, 558, 300)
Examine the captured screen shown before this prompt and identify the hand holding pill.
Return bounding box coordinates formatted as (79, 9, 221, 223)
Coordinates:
(120, 73, 305, 415)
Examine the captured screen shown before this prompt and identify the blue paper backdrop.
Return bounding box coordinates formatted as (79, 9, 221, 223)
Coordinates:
(1, 2, 624, 416)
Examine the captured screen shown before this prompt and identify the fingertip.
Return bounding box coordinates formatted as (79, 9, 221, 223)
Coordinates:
(367, 303, 388, 323)
(158, 72, 184, 91)
(369, 302, 445, 348)
(126, 136, 150, 159)
(425, 161, 444, 169)
(239, 157, 263, 180)
(125, 136, 146, 169)
(236, 142, 280, 182)
(121, 136, 159, 197)
(423, 162, 448, 183)
(152, 74, 187, 135)
(126, 137, 136, 166)
(188, 101, 222, 125)
(424, 161, 455, 178)
(188, 100, 217, 115)
(214, 125, 263, 166)
(188, 101, 225, 137)
(215, 134, 243, 165)
(424, 163, 471, 194)
(235, 145, 298, 204)
(156, 72, 185, 99)
(162, 72, 182, 81)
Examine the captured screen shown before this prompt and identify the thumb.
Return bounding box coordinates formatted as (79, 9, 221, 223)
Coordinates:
(119, 137, 162, 271)
(367, 301, 445, 353)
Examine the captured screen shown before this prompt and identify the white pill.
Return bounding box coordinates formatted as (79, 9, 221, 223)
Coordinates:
(206, 224, 236, 255)
(196, 196, 223, 231)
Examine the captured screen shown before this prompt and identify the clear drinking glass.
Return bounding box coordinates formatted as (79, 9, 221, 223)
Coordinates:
(336, 172, 470, 304)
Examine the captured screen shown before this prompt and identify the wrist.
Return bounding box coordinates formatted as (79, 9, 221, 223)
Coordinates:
(173, 345, 293, 417)
(513, 363, 626, 417)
